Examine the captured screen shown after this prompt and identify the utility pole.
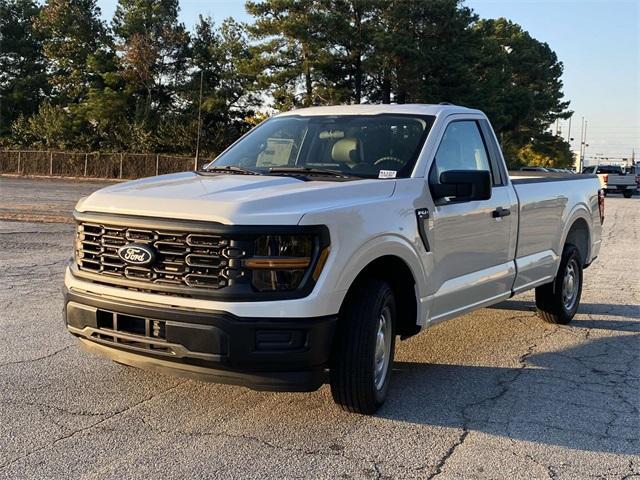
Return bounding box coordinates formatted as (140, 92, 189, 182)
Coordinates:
(583, 120, 588, 168)
(194, 70, 204, 171)
(578, 117, 584, 172)
(566, 115, 572, 144)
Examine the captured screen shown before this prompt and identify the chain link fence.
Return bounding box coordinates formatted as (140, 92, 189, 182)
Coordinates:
(0, 150, 213, 180)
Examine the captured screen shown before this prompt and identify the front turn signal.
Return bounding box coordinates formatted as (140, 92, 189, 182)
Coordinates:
(243, 257, 311, 270)
(312, 247, 330, 281)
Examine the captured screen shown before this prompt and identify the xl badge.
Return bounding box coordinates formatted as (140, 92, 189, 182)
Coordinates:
(117, 244, 155, 266)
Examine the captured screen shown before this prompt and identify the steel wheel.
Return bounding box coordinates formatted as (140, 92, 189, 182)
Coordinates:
(374, 306, 393, 391)
(330, 279, 397, 414)
(562, 258, 579, 311)
(536, 243, 583, 325)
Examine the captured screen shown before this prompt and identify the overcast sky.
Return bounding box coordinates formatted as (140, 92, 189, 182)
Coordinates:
(97, 0, 640, 163)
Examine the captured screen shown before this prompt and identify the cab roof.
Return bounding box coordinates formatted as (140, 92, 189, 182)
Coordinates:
(276, 103, 483, 118)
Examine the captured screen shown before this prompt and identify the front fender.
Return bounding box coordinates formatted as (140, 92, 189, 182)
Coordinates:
(332, 233, 428, 310)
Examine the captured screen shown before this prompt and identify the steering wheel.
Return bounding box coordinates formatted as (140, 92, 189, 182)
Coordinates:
(374, 156, 403, 166)
(374, 156, 404, 172)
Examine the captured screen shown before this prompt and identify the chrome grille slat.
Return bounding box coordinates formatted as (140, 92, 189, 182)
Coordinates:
(76, 221, 236, 292)
(81, 240, 101, 247)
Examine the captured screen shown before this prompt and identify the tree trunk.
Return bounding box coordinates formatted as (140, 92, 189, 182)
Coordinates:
(382, 70, 391, 104)
(354, 56, 362, 104)
(303, 46, 312, 107)
(354, 6, 363, 104)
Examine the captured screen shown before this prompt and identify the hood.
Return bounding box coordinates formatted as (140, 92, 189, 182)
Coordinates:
(77, 172, 396, 225)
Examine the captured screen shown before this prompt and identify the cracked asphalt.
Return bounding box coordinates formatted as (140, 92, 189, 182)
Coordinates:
(0, 177, 638, 479)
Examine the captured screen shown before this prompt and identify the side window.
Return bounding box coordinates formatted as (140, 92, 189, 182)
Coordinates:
(431, 121, 492, 183)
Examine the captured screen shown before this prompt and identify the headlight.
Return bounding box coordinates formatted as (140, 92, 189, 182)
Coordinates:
(243, 235, 319, 291)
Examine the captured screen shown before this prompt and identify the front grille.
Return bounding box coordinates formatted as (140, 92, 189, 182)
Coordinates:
(72, 212, 328, 301)
(76, 222, 238, 291)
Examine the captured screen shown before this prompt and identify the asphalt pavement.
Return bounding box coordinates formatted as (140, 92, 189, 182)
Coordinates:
(0, 176, 114, 223)
(0, 177, 638, 479)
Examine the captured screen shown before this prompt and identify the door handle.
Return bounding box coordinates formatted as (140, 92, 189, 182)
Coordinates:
(492, 207, 511, 218)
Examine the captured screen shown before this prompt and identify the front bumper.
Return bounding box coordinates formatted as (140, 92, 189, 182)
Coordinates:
(64, 289, 337, 391)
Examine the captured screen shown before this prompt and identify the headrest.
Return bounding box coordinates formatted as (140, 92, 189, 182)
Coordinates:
(331, 138, 360, 164)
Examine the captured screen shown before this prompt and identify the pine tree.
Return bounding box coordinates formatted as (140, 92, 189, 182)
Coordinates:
(246, 0, 326, 107)
(169, 16, 258, 155)
(113, 0, 189, 124)
(475, 18, 572, 166)
(0, 0, 47, 138)
(36, 0, 109, 104)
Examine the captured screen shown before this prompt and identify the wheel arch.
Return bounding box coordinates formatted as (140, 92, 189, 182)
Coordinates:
(338, 251, 422, 338)
(561, 214, 591, 267)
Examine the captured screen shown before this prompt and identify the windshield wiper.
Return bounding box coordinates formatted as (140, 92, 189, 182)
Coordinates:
(268, 167, 359, 179)
(199, 165, 262, 175)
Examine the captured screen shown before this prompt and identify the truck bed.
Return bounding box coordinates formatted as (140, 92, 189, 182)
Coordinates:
(507, 171, 601, 294)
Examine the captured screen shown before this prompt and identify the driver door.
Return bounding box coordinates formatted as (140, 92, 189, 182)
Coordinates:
(427, 118, 517, 323)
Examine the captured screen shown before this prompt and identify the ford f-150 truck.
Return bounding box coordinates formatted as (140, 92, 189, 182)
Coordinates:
(582, 164, 636, 197)
(64, 104, 604, 414)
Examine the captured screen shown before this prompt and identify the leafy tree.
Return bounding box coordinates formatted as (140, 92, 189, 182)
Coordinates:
(313, 0, 376, 104)
(363, 0, 479, 104)
(36, 0, 109, 104)
(11, 102, 87, 148)
(181, 16, 258, 154)
(474, 18, 572, 162)
(113, 0, 189, 124)
(0, 0, 47, 138)
(1, 0, 574, 166)
(516, 133, 574, 169)
(18, 0, 123, 150)
(246, 0, 326, 108)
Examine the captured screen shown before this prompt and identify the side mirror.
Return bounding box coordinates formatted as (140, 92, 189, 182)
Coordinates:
(430, 170, 492, 201)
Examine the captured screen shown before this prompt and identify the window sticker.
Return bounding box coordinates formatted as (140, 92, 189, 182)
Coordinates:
(378, 170, 397, 179)
(256, 138, 295, 167)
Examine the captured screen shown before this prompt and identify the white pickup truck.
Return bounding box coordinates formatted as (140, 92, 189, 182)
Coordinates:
(582, 164, 636, 197)
(65, 104, 604, 414)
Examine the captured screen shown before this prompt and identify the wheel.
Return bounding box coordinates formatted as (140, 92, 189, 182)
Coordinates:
(623, 190, 633, 198)
(535, 244, 583, 324)
(330, 278, 396, 414)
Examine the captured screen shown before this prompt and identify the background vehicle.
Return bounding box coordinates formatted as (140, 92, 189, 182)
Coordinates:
(627, 164, 640, 193)
(520, 166, 550, 172)
(582, 165, 635, 197)
(64, 104, 603, 414)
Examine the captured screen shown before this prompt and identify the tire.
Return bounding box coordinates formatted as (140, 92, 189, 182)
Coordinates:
(330, 279, 396, 414)
(535, 244, 583, 324)
(623, 190, 633, 198)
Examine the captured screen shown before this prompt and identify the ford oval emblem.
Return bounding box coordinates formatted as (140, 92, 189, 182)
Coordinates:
(117, 244, 155, 266)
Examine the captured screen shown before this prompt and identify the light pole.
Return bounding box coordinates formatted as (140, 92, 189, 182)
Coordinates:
(579, 117, 588, 172)
(194, 70, 204, 171)
(582, 120, 588, 169)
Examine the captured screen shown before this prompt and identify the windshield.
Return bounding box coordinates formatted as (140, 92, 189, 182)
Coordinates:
(594, 166, 623, 174)
(207, 114, 435, 179)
